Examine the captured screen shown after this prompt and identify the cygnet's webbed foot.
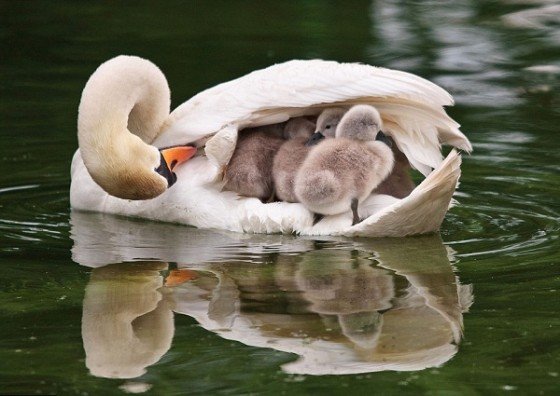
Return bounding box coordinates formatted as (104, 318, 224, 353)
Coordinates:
(351, 198, 361, 226)
(265, 189, 277, 203)
(312, 213, 325, 225)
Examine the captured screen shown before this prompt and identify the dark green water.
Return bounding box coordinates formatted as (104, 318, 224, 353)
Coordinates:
(1, 1, 559, 394)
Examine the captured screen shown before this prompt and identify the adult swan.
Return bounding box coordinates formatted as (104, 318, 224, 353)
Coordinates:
(70, 55, 472, 237)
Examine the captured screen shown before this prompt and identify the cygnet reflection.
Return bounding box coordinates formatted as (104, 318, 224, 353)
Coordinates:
(72, 212, 472, 377)
(171, 239, 473, 375)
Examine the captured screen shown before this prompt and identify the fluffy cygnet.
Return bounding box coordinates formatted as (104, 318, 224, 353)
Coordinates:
(272, 117, 316, 202)
(373, 140, 416, 198)
(272, 107, 345, 203)
(283, 117, 316, 140)
(294, 105, 395, 225)
(305, 107, 347, 146)
(315, 107, 347, 138)
(223, 125, 285, 201)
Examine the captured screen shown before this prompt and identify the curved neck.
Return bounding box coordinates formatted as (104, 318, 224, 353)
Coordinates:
(77, 56, 171, 199)
(78, 55, 171, 143)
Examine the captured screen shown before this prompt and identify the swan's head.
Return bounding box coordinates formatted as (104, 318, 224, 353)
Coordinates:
(77, 55, 197, 200)
(336, 105, 384, 142)
(82, 136, 197, 201)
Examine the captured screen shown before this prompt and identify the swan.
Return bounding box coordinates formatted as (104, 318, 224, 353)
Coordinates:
(70, 55, 472, 237)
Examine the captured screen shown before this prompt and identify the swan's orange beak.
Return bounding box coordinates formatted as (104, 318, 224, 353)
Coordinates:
(165, 269, 198, 287)
(156, 145, 197, 188)
(160, 145, 197, 171)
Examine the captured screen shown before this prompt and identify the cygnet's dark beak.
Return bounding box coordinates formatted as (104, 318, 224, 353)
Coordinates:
(306, 132, 325, 146)
(376, 131, 392, 148)
(155, 145, 197, 187)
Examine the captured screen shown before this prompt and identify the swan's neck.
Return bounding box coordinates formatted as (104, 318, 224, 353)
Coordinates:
(77, 56, 171, 199)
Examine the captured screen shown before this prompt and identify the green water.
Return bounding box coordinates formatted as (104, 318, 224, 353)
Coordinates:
(1, 1, 559, 394)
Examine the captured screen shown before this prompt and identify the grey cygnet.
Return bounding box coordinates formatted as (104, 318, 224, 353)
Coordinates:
(294, 105, 395, 225)
(223, 124, 285, 201)
(272, 117, 317, 202)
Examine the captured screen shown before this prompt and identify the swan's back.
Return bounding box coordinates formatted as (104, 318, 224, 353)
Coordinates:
(154, 59, 471, 176)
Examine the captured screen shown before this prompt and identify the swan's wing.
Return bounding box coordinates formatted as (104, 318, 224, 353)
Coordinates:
(154, 59, 471, 176)
(341, 150, 462, 237)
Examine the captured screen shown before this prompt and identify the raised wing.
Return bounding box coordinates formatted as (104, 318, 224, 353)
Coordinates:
(154, 60, 471, 176)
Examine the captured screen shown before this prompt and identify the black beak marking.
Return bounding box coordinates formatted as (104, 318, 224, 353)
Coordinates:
(306, 131, 326, 146)
(155, 152, 177, 188)
(376, 131, 393, 148)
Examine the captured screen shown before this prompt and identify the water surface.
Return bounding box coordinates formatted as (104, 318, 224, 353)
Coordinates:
(1, 1, 559, 394)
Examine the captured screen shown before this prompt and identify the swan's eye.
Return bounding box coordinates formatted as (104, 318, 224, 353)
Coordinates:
(326, 125, 331, 129)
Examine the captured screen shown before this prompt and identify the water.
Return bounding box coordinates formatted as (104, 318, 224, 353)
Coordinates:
(1, 1, 559, 394)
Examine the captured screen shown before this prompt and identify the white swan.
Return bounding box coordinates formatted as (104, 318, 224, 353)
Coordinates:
(70, 55, 472, 237)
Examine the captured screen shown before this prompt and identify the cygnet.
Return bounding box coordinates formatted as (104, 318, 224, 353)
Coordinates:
(272, 107, 345, 203)
(294, 105, 395, 225)
(272, 117, 317, 202)
(315, 107, 347, 138)
(373, 140, 416, 198)
(304, 107, 347, 146)
(223, 125, 285, 201)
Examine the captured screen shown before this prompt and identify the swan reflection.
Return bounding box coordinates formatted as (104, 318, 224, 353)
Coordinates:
(81, 262, 174, 379)
(72, 212, 472, 377)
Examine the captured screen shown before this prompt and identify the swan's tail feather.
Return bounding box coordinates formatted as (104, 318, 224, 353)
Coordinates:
(341, 150, 462, 237)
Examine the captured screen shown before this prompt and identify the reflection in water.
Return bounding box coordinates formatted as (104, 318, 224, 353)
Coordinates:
(72, 212, 472, 377)
(82, 262, 174, 379)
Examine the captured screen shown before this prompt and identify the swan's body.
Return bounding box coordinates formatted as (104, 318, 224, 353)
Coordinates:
(71, 56, 471, 237)
(295, 106, 395, 224)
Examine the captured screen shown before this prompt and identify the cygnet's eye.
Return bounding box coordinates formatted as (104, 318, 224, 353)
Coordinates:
(325, 125, 331, 129)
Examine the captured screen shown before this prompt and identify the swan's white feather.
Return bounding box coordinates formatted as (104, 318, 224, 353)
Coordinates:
(154, 60, 470, 175)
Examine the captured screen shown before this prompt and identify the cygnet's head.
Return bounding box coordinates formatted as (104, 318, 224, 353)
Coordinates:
(283, 117, 315, 140)
(336, 105, 383, 141)
(315, 107, 347, 138)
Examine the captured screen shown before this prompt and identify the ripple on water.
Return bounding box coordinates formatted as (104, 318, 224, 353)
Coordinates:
(0, 182, 70, 249)
(445, 188, 559, 259)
